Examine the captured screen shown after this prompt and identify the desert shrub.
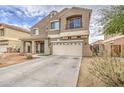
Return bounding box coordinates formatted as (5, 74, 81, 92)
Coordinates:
(26, 54, 33, 60)
(89, 56, 124, 87)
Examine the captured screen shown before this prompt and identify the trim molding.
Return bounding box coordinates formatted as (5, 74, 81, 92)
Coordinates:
(48, 34, 60, 38)
(50, 20, 59, 22)
(48, 30, 88, 38)
(51, 40, 84, 43)
(60, 30, 88, 37)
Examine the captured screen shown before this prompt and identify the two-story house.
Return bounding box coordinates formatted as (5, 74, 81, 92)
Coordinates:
(20, 7, 92, 57)
(0, 23, 30, 53)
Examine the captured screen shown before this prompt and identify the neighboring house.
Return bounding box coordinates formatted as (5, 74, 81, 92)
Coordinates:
(0, 23, 30, 53)
(92, 34, 124, 57)
(103, 34, 124, 57)
(20, 7, 92, 57)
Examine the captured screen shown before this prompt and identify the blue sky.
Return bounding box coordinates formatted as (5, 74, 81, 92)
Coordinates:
(0, 5, 108, 43)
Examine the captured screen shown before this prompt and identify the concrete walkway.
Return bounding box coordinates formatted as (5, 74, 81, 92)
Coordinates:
(0, 55, 81, 87)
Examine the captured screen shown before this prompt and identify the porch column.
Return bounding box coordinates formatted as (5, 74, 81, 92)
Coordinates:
(32, 41, 35, 53)
(38, 43, 40, 53)
(44, 39, 50, 55)
(20, 41, 25, 53)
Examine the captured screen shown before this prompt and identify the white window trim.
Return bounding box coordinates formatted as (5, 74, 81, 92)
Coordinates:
(50, 20, 59, 23)
(50, 28, 59, 31)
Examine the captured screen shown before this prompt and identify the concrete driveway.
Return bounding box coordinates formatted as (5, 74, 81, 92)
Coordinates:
(0, 55, 81, 87)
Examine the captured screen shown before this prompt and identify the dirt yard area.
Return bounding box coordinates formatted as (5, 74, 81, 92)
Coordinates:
(0, 53, 27, 68)
(77, 57, 104, 87)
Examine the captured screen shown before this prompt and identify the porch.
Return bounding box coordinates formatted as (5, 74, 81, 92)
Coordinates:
(20, 36, 50, 54)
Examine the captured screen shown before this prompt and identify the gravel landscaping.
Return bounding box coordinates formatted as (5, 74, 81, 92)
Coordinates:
(0, 53, 27, 68)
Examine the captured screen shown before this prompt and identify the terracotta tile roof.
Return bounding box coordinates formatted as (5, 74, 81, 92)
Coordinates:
(0, 23, 30, 34)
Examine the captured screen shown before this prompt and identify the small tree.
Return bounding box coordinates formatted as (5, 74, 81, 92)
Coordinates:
(98, 5, 124, 35)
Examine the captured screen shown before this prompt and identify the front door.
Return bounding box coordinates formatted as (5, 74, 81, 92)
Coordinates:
(35, 41, 44, 53)
(40, 43, 44, 53)
(27, 46, 31, 53)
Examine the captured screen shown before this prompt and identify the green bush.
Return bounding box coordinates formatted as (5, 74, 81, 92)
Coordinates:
(26, 54, 33, 60)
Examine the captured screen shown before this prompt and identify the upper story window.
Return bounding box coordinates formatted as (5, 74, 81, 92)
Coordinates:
(66, 15, 82, 29)
(51, 21, 60, 30)
(31, 28, 39, 35)
(0, 29, 4, 36)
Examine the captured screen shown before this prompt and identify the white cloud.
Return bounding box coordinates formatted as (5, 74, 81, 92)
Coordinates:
(13, 5, 74, 17)
(14, 6, 58, 17)
(19, 6, 45, 17)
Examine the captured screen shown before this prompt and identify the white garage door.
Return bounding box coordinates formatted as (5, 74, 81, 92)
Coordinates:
(52, 42, 83, 57)
(0, 45, 7, 53)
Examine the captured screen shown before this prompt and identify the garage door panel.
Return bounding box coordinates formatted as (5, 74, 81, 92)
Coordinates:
(52, 42, 83, 56)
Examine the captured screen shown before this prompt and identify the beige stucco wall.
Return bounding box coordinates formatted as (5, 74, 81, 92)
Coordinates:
(8, 40, 21, 49)
(121, 45, 124, 57)
(104, 44, 111, 56)
(60, 8, 91, 33)
(83, 44, 92, 57)
(44, 39, 50, 55)
(104, 37, 124, 57)
(47, 8, 91, 36)
(31, 16, 50, 38)
(0, 27, 30, 52)
(4, 28, 30, 39)
(83, 39, 92, 57)
(110, 37, 124, 45)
